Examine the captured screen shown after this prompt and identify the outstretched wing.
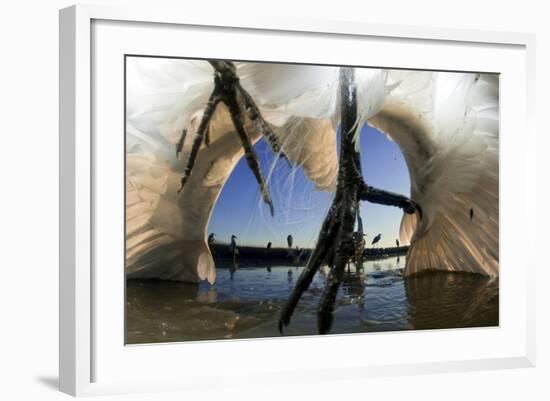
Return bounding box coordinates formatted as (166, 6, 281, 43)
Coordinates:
(369, 71, 499, 276)
(125, 58, 219, 283)
(125, 59, 342, 283)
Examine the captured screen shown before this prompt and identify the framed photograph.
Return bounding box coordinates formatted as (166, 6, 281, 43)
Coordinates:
(59, 4, 536, 396)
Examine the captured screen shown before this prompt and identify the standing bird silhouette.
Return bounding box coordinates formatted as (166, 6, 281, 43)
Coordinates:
(371, 233, 382, 247)
(208, 233, 216, 245)
(287, 235, 293, 248)
(229, 235, 238, 266)
(267, 241, 272, 249)
(396, 239, 400, 247)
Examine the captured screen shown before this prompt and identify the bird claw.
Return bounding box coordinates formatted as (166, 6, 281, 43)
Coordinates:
(177, 61, 276, 216)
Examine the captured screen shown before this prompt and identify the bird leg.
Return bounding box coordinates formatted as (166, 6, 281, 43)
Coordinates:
(224, 85, 275, 216)
(235, 81, 287, 159)
(278, 192, 342, 333)
(177, 61, 275, 215)
(178, 92, 221, 192)
(280, 67, 361, 334)
(176, 128, 187, 159)
(279, 67, 422, 334)
(359, 184, 422, 218)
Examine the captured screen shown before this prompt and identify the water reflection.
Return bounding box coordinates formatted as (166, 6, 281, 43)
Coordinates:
(404, 273, 499, 329)
(126, 256, 499, 344)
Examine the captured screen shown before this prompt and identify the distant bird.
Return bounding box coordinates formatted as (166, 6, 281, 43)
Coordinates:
(371, 233, 382, 247)
(470, 208, 474, 220)
(229, 235, 238, 265)
(208, 233, 216, 245)
(229, 235, 238, 251)
(287, 234, 293, 248)
(207, 233, 217, 258)
(267, 241, 272, 249)
(396, 239, 400, 247)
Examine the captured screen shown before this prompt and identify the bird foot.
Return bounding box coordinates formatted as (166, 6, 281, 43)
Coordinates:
(279, 67, 422, 335)
(279, 67, 360, 335)
(278, 180, 358, 334)
(177, 61, 288, 216)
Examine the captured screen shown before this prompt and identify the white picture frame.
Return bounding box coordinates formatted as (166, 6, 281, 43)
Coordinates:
(59, 3, 536, 397)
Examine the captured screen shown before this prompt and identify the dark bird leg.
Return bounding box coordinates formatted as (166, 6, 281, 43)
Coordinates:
(279, 67, 422, 335)
(178, 93, 221, 192)
(235, 82, 288, 159)
(177, 61, 276, 216)
(176, 128, 187, 159)
(359, 184, 422, 218)
(279, 67, 361, 334)
(225, 92, 275, 216)
(316, 68, 362, 333)
(278, 193, 342, 333)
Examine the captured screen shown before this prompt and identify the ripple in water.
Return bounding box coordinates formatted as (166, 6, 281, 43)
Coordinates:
(125, 256, 498, 344)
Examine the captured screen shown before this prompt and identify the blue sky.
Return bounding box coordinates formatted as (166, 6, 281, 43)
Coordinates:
(208, 124, 410, 249)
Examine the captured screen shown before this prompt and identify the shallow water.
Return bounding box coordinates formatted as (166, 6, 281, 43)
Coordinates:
(126, 256, 498, 344)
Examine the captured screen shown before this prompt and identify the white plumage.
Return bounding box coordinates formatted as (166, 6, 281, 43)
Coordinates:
(125, 58, 499, 282)
(373, 72, 499, 276)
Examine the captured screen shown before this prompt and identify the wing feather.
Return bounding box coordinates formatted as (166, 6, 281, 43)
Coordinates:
(125, 59, 341, 283)
(369, 72, 499, 276)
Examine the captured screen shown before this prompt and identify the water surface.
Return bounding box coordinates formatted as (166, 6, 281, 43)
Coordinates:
(126, 256, 498, 344)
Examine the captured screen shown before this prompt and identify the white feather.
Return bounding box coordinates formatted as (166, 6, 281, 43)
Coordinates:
(369, 72, 499, 276)
(125, 59, 341, 283)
